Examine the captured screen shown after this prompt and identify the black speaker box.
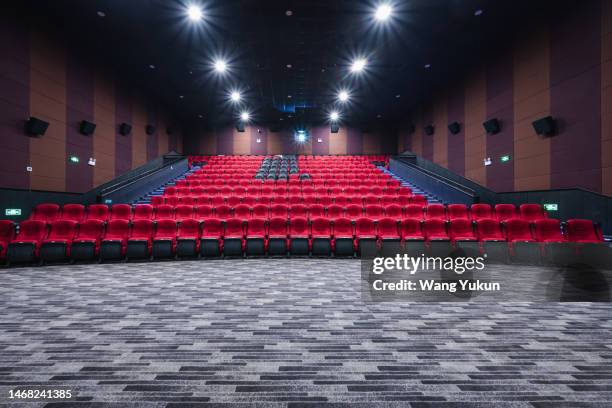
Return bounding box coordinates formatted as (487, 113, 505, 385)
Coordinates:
(448, 121, 461, 135)
(119, 123, 132, 135)
(483, 118, 500, 134)
(25, 117, 49, 136)
(532, 116, 556, 136)
(145, 125, 156, 135)
(330, 124, 339, 133)
(236, 123, 245, 132)
(80, 120, 96, 135)
(424, 125, 434, 136)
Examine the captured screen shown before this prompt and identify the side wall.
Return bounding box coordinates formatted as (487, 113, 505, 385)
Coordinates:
(398, 0, 611, 195)
(0, 9, 182, 194)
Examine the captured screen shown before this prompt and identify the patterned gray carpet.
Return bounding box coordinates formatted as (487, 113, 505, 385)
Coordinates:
(0, 259, 611, 407)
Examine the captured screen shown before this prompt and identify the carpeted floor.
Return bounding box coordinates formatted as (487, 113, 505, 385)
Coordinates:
(0, 259, 611, 407)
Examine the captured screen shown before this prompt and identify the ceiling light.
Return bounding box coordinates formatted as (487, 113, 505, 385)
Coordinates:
(179, 95, 184, 99)
(350, 58, 367, 73)
(338, 90, 349, 102)
(240, 111, 250, 122)
(375, 4, 392, 21)
(424, 63, 431, 69)
(148, 64, 155, 69)
(395, 94, 401, 98)
(287, 95, 292, 99)
(330, 111, 340, 121)
(286, 10, 293, 16)
(187, 5, 203, 21)
(214, 60, 227, 73)
(230, 91, 241, 102)
(474, 9, 484, 16)
(286, 64, 293, 68)
(97, 11, 106, 17)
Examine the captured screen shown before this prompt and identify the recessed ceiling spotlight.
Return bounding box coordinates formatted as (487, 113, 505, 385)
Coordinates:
(375, 4, 392, 21)
(179, 95, 184, 99)
(377, 114, 382, 118)
(474, 9, 484, 16)
(338, 90, 350, 102)
(286, 10, 293, 16)
(350, 58, 367, 73)
(230, 91, 241, 102)
(330, 111, 340, 121)
(424, 63, 431, 69)
(148, 64, 156, 69)
(287, 95, 292, 99)
(198, 114, 203, 118)
(240, 111, 250, 122)
(97, 11, 106, 17)
(214, 60, 227, 73)
(187, 4, 203, 21)
(395, 94, 401, 98)
(286, 64, 293, 69)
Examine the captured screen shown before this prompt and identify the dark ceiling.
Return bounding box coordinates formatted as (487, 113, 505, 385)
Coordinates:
(27, 0, 556, 130)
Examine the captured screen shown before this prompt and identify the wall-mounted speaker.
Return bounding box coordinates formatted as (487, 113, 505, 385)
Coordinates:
(532, 116, 556, 136)
(25, 117, 49, 136)
(79, 120, 96, 135)
(424, 125, 434, 136)
(119, 123, 132, 136)
(236, 123, 245, 132)
(330, 124, 339, 133)
(145, 125, 156, 135)
(448, 121, 461, 135)
(483, 118, 500, 134)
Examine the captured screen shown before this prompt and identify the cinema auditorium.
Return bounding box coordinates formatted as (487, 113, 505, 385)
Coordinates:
(1, 0, 611, 406)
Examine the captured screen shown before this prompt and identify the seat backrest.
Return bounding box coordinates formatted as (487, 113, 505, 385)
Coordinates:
(290, 204, 307, 218)
(411, 195, 427, 205)
(133, 204, 154, 220)
(345, 204, 363, 219)
(130, 219, 154, 239)
(447, 204, 469, 220)
(224, 218, 245, 236)
(378, 217, 399, 237)
(215, 205, 231, 219)
(566, 219, 602, 242)
(47, 220, 78, 240)
(365, 205, 383, 218)
(476, 219, 503, 240)
(234, 204, 251, 219)
(311, 217, 331, 235)
(355, 217, 376, 236)
(270, 204, 288, 218)
(202, 218, 223, 237)
(177, 218, 200, 238)
(534, 219, 564, 242)
(61, 204, 85, 222)
(471, 204, 492, 220)
(327, 205, 344, 218)
(103, 219, 130, 239)
(150, 196, 165, 207)
(495, 204, 516, 221)
(75, 219, 104, 240)
(16, 220, 47, 241)
(426, 204, 446, 220)
(86, 204, 110, 221)
(31, 203, 61, 222)
(405, 204, 424, 220)
(308, 204, 325, 218)
(449, 219, 475, 240)
(0, 220, 16, 243)
(269, 217, 288, 236)
(424, 219, 448, 239)
(520, 204, 547, 221)
(333, 217, 354, 237)
(504, 218, 533, 242)
(289, 217, 309, 236)
(246, 218, 267, 236)
(155, 205, 174, 220)
(110, 204, 133, 221)
(194, 205, 213, 220)
(384, 204, 402, 218)
(252, 204, 269, 218)
(154, 219, 177, 238)
(401, 218, 423, 239)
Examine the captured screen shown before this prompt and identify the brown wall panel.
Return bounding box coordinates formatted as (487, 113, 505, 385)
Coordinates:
(232, 128, 251, 155)
(603, 0, 612, 195)
(432, 95, 448, 168)
(268, 132, 282, 155)
(464, 71, 487, 186)
(29, 30, 66, 192)
(131, 95, 147, 168)
(330, 127, 348, 154)
(93, 71, 116, 187)
(362, 132, 381, 154)
(513, 26, 551, 191)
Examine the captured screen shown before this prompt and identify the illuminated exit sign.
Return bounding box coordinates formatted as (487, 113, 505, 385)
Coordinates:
(5, 209, 21, 216)
(543, 203, 558, 211)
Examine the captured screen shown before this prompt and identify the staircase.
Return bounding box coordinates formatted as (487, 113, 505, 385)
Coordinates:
(132, 166, 201, 205)
(379, 166, 443, 205)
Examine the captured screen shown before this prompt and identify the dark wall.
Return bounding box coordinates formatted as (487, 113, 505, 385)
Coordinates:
(398, 0, 611, 195)
(0, 7, 183, 194)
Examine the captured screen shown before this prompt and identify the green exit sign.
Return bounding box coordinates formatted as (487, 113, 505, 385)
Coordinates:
(543, 203, 558, 211)
(500, 155, 511, 163)
(5, 209, 21, 216)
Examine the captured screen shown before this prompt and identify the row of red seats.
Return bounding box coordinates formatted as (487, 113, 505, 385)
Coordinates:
(165, 185, 408, 196)
(1, 217, 602, 262)
(177, 178, 400, 187)
(152, 195, 428, 207)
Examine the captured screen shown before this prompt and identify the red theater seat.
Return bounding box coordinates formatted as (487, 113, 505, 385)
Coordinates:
(7, 220, 47, 263)
(310, 217, 332, 256)
(133, 204, 154, 221)
(61, 204, 85, 222)
(364, 204, 383, 220)
(30, 203, 61, 223)
(565, 219, 603, 243)
(332, 217, 355, 256)
(425, 204, 446, 220)
(289, 204, 307, 218)
(268, 217, 288, 255)
(411, 195, 427, 205)
(86, 204, 110, 222)
(308, 204, 325, 219)
(477, 219, 505, 242)
(194, 205, 213, 221)
(234, 204, 251, 220)
(447, 204, 469, 220)
(246, 218, 267, 255)
(355, 217, 377, 254)
(327, 204, 344, 218)
(71, 219, 105, 261)
(471, 204, 493, 221)
(252, 204, 269, 219)
(520, 204, 547, 222)
(223, 218, 245, 256)
(495, 204, 516, 222)
(176, 219, 200, 257)
(110, 204, 133, 221)
(150, 196, 164, 207)
(100, 219, 130, 260)
(345, 204, 363, 220)
(40, 220, 78, 262)
(534, 219, 565, 242)
(378, 217, 401, 243)
(384, 204, 402, 219)
(201, 218, 223, 257)
(289, 216, 310, 255)
(155, 204, 174, 220)
(0, 220, 16, 260)
(424, 219, 449, 241)
(126, 219, 154, 259)
(152, 219, 177, 258)
(504, 219, 534, 242)
(216, 205, 232, 220)
(270, 204, 289, 218)
(404, 204, 424, 220)
(449, 219, 476, 243)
